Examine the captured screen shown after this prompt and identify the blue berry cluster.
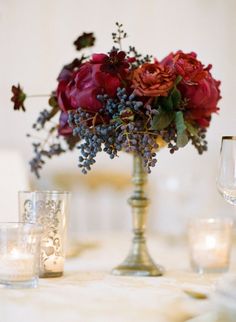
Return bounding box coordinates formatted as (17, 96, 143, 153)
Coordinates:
(118, 122, 158, 173)
(29, 142, 65, 178)
(32, 109, 50, 130)
(69, 108, 121, 174)
(97, 88, 143, 119)
(69, 87, 161, 174)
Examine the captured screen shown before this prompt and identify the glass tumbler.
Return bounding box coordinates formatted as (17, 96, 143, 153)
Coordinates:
(188, 218, 233, 274)
(0, 223, 42, 288)
(19, 191, 70, 278)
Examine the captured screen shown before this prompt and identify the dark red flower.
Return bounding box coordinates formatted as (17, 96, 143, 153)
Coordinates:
(73, 32, 95, 51)
(161, 51, 208, 84)
(99, 50, 130, 76)
(56, 53, 126, 135)
(11, 84, 26, 111)
(161, 51, 221, 127)
(56, 56, 122, 114)
(57, 57, 86, 82)
(69, 62, 121, 112)
(179, 71, 221, 127)
(57, 79, 73, 113)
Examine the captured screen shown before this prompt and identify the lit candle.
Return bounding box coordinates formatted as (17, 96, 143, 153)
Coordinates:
(43, 255, 64, 273)
(0, 248, 35, 282)
(188, 218, 233, 273)
(40, 237, 65, 277)
(192, 234, 229, 269)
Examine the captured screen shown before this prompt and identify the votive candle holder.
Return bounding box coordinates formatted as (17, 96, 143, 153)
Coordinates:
(0, 222, 42, 288)
(19, 191, 70, 278)
(188, 217, 233, 274)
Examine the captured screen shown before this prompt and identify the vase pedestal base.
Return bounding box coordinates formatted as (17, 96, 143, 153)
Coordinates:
(112, 155, 164, 277)
(111, 262, 164, 277)
(111, 236, 164, 277)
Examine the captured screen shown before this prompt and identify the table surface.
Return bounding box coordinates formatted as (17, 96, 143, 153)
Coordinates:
(0, 233, 235, 322)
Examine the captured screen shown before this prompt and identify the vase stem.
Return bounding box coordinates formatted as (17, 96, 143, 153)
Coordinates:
(111, 154, 164, 276)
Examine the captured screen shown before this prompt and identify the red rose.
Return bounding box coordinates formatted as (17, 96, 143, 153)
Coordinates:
(179, 71, 221, 127)
(131, 63, 174, 97)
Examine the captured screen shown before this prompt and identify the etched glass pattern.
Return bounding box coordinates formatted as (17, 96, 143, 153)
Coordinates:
(19, 191, 69, 277)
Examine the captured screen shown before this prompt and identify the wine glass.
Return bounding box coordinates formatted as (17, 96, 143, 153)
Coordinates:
(214, 137, 236, 308)
(217, 136, 236, 205)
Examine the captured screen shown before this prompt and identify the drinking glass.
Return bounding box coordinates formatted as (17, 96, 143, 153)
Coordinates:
(19, 191, 70, 278)
(217, 136, 236, 205)
(0, 222, 42, 288)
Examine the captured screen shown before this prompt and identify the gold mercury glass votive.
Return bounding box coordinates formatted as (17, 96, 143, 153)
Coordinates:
(18, 191, 70, 278)
(188, 218, 233, 274)
(0, 223, 42, 288)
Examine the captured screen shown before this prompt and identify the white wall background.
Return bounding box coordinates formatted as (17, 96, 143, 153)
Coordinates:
(0, 0, 236, 235)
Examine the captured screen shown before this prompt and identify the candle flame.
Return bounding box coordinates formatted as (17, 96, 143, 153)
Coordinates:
(10, 248, 21, 257)
(205, 235, 217, 249)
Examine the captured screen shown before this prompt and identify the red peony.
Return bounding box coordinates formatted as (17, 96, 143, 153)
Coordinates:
(162, 51, 221, 127)
(179, 71, 221, 127)
(56, 54, 123, 114)
(56, 53, 125, 134)
(131, 63, 174, 97)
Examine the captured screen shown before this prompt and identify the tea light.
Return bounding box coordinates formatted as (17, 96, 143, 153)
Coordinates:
(19, 191, 70, 278)
(188, 218, 233, 273)
(39, 236, 65, 277)
(0, 223, 42, 288)
(0, 248, 34, 282)
(43, 255, 64, 274)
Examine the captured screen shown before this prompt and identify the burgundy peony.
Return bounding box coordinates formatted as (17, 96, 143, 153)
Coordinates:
(179, 71, 221, 127)
(57, 54, 123, 114)
(56, 53, 125, 135)
(162, 51, 221, 127)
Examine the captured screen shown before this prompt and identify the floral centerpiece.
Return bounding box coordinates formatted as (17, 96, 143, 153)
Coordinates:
(11, 23, 221, 276)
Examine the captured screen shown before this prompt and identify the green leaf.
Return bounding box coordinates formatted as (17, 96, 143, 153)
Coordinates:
(151, 107, 174, 130)
(177, 131, 189, 147)
(175, 111, 189, 148)
(159, 86, 181, 111)
(175, 111, 186, 133)
(160, 95, 173, 111)
(171, 88, 181, 107)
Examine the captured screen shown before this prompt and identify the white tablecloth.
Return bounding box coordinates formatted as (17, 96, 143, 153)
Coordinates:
(0, 234, 235, 322)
